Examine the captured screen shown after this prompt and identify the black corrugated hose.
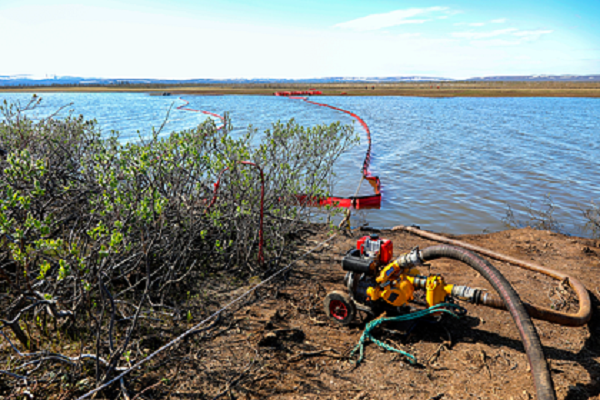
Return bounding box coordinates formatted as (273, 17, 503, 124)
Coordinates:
(420, 245, 556, 400)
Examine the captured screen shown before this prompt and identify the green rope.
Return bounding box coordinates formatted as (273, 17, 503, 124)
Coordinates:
(349, 302, 465, 365)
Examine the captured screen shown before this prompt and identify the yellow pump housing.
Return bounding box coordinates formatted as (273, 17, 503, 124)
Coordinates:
(366, 256, 455, 309)
(366, 259, 421, 308)
(367, 275, 415, 307)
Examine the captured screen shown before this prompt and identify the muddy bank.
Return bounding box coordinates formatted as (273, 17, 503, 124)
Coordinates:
(22, 226, 600, 399)
(137, 226, 600, 400)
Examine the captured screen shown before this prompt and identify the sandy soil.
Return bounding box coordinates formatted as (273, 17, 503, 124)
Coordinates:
(135, 226, 599, 400)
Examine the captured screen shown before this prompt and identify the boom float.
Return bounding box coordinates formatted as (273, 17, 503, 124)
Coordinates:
(178, 93, 382, 208)
(176, 97, 225, 130)
(283, 94, 382, 209)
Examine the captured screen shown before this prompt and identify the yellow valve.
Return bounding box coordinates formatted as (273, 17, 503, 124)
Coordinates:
(368, 275, 415, 307)
(425, 275, 454, 307)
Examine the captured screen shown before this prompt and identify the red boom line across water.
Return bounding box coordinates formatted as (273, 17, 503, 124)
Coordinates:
(286, 95, 381, 209)
(176, 97, 225, 130)
(177, 95, 382, 209)
(176, 93, 381, 266)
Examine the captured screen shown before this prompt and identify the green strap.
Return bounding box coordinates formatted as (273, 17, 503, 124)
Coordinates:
(349, 303, 465, 365)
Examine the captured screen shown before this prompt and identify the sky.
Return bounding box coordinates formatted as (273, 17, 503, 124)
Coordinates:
(1, 0, 599, 79)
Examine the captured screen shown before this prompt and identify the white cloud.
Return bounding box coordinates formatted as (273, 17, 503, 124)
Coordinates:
(455, 18, 506, 27)
(513, 30, 553, 37)
(452, 28, 552, 45)
(457, 28, 553, 47)
(452, 28, 518, 39)
(397, 33, 422, 39)
(398, 19, 431, 25)
(333, 7, 447, 31)
(471, 39, 522, 47)
(454, 21, 485, 26)
(437, 16, 448, 20)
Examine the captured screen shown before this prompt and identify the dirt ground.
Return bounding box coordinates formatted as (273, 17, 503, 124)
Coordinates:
(24, 226, 596, 399)
(136, 226, 598, 400)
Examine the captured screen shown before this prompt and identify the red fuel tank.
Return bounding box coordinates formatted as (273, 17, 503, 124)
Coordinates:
(357, 234, 393, 265)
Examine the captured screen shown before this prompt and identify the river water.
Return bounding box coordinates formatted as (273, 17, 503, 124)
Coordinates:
(1, 92, 598, 237)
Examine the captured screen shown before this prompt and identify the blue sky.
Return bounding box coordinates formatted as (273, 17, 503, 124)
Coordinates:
(1, 0, 598, 79)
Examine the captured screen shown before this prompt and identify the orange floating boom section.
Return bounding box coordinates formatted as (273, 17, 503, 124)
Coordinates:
(177, 94, 381, 210)
(288, 96, 381, 209)
(176, 97, 225, 130)
(274, 90, 323, 96)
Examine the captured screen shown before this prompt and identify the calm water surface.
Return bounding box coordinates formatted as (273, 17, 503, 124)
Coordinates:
(1, 92, 598, 236)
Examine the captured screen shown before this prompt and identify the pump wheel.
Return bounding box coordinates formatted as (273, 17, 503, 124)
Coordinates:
(324, 291, 356, 326)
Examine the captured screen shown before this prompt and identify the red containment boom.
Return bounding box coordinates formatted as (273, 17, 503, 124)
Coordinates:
(176, 98, 225, 130)
(285, 94, 381, 209)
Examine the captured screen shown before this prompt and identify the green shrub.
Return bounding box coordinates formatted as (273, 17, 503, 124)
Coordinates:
(0, 97, 357, 389)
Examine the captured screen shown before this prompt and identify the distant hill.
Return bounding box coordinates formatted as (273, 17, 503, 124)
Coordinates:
(0, 75, 455, 86)
(468, 74, 600, 81)
(0, 74, 599, 87)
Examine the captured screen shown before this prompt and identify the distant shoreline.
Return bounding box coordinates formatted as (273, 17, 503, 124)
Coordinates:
(1, 81, 600, 97)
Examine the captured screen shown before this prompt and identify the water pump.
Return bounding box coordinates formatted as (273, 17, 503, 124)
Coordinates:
(325, 234, 486, 325)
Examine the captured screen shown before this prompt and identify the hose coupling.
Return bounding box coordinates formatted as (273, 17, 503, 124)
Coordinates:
(451, 285, 489, 305)
(410, 275, 428, 290)
(396, 246, 423, 268)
